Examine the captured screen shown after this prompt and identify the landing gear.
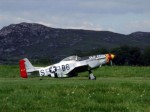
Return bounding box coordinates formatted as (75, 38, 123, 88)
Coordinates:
(54, 73, 58, 78)
(40, 76, 43, 80)
(88, 70, 96, 80)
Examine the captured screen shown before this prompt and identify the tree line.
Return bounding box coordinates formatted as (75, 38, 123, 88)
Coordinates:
(74, 45, 150, 66)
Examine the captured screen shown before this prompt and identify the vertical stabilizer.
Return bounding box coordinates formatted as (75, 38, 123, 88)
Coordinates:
(19, 58, 35, 78)
(23, 58, 35, 72)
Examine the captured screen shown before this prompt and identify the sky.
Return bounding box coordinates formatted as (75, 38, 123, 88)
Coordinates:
(0, 0, 150, 34)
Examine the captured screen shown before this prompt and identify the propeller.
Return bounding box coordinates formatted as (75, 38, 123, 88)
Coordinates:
(110, 60, 113, 66)
(106, 54, 115, 66)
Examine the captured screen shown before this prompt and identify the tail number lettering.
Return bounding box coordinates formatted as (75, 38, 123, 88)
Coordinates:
(62, 64, 70, 71)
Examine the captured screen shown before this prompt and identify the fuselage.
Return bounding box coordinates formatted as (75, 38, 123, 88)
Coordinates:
(38, 54, 108, 78)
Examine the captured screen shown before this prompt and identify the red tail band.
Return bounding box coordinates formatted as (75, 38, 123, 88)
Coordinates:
(19, 59, 28, 78)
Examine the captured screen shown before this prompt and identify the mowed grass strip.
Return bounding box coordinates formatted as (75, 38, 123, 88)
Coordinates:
(0, 65, 150, 112)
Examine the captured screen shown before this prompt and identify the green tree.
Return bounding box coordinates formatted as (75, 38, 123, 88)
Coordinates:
(128, 47, 142, 65)
(111, 45, 130, 65)
(143, 46, 150, 65)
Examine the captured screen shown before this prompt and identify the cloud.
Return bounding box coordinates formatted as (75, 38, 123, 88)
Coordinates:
(0, 14, 32, 27)
(125, 20, 150, 33)
(0, 0, 150, 34)
(63, 21, 103, 31)
(80, 0, 150, 14)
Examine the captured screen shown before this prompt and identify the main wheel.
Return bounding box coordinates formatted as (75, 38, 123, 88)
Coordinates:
(89, 76, 96, 80)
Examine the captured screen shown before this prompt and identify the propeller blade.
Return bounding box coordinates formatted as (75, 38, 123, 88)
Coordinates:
(110, 60, 113, 66)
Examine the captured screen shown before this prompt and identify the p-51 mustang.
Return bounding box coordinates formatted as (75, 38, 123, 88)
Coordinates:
(19, 54, 115, 80)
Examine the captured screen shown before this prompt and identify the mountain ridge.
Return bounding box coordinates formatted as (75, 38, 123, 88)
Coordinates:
(0, 22, 150, 63)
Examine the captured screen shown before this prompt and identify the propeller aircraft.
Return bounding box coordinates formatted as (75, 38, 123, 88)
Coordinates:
(19, 54, 115, 80)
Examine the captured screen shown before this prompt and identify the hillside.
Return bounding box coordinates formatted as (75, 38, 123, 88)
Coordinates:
(0, 22, 150, 63)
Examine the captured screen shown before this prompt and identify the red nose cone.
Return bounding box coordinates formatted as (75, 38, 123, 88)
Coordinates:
(106, 54, 115, 62)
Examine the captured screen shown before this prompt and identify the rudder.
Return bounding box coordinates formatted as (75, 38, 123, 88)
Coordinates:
(19, 59, 28, 78)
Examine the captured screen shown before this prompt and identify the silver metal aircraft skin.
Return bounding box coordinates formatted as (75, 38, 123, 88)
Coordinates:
(19, 54, 115, 80)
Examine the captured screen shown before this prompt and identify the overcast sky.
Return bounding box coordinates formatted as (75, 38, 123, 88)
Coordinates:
(0, 0, 150, 34)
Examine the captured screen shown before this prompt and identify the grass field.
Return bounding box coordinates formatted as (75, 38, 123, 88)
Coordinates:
(0, 65, 150, 112)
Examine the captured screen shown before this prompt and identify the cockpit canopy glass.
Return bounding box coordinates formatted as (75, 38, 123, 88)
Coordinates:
(61, 56, 81, 61)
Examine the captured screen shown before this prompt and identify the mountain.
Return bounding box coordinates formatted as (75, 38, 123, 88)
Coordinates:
(0, 22, 150, 64)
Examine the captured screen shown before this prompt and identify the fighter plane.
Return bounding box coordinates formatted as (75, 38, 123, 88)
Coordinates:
(19, 54, 115, 80)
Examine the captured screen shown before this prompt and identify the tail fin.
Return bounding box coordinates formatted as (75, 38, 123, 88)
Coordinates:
(19, 58, 35, 78)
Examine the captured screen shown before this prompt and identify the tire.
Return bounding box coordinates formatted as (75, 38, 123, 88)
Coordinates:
(89, 76, 96, 80)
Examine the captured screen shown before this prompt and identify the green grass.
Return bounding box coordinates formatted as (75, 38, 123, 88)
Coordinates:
(0, 65, 150, 112)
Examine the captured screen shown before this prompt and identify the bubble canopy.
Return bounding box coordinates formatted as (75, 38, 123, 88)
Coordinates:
(61, 56, 81, 61)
